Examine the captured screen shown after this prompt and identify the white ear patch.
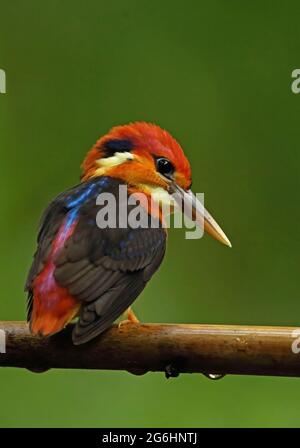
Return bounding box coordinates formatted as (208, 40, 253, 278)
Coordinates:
(94, 152, 134, 175)
(97, 151, 134, 167)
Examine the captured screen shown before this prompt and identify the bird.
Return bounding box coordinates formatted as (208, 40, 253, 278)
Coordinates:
(25, 122, 231, 345)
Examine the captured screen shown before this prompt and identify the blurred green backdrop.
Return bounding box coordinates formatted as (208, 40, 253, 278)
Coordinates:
(1, 0, 300, 428)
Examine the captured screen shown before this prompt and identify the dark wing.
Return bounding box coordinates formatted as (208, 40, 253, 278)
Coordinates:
(59, 226, 165, 345)
(26, 177, 166, 345)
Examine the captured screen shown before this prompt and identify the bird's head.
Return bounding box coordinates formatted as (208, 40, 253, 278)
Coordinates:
(82, 122, 231, 247)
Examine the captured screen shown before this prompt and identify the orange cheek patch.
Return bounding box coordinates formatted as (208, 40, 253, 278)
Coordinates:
(106, 160, 167, 189)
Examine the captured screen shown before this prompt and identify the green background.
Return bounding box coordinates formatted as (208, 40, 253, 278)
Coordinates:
(0, 0, 300, 428)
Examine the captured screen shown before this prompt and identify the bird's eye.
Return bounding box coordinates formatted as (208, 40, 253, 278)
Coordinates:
(156, 157, 174, 179)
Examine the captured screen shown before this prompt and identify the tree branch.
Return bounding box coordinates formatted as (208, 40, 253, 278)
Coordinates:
(0, 321, 299, 377)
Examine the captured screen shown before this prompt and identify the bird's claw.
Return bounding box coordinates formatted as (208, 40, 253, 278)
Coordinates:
(118, 307, 140, 329)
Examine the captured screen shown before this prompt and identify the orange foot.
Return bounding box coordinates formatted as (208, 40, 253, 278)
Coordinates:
(118, 307, 140, 328)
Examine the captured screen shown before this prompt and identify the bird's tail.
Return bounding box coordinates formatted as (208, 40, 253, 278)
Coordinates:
(29, 262, 80, 336)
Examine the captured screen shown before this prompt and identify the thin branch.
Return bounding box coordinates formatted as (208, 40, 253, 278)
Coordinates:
(0, 321, 299, 378)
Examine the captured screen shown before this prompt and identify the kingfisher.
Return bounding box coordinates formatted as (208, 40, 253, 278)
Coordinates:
(26, 122, 231, 345)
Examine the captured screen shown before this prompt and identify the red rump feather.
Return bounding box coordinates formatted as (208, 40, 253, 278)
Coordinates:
(30, 218, 80, 336)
